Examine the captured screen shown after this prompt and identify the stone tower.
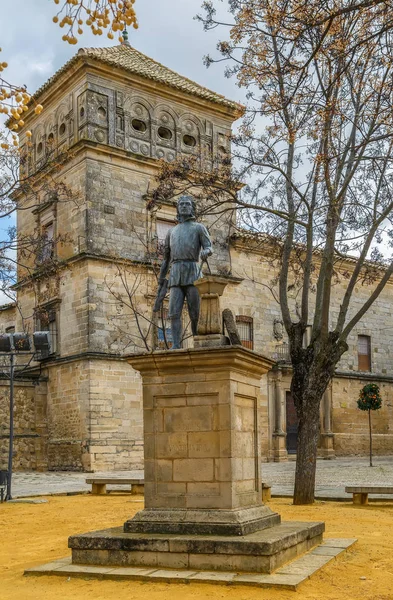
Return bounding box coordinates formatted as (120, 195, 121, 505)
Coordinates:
(12, 43, 242, 471)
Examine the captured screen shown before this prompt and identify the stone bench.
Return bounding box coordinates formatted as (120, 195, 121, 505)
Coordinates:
(262, 482, 271, 503)
(86, 477, 145, 496)
(86, 477, 271, 501)
(345, 486, 393, 505)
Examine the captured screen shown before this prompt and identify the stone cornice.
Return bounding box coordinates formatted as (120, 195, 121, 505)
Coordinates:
(127, 345, 275, 378)
(14, 49, 242, 132)
(231, 232, 393, 285)
(273, 363, 393, 383)
(334, 370, 393, 383)
(37, 350, 125, 367)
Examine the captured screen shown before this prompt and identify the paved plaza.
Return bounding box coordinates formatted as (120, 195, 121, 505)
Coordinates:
(8, 456, 393, 500)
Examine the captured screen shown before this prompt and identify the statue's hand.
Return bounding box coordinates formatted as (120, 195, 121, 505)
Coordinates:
(200, 248, 212, 261)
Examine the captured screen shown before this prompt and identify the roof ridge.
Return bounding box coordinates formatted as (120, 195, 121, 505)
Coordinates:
(115, 44, 232, 104)
(31, 44, 243, 112)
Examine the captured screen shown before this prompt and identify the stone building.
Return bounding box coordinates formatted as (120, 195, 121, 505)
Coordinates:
(1, 42, 393, 472)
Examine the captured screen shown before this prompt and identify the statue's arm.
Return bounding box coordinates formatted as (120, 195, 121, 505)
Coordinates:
(158, 230, 171, 283)
(199, 224, 213, 260)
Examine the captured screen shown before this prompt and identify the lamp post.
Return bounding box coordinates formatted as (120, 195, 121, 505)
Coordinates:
(7, 351, 14, 501)
(0, 331, 51, 501)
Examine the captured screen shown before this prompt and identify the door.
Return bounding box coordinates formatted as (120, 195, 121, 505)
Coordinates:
(286, 391, 298, 454)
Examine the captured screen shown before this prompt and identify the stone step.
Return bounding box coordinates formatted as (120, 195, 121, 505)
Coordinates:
(68, 520, 324, 574)
(24, 537, 357, 590)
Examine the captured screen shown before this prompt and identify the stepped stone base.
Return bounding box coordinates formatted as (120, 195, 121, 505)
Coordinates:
(69, 521, 324, 574)
(124, 505, 280, 536)
(25, 538, 357, 590)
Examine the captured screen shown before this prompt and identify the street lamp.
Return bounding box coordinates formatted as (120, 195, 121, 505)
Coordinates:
(0, 331, 51, 501)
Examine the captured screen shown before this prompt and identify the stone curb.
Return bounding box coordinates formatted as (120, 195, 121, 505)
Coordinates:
(24, 538, 357, 590)
(11, 490, 393, 502)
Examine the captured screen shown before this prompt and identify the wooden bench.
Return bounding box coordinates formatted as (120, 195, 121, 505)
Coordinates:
(86, 477, 144, 496)
(345, 486, 393, 505)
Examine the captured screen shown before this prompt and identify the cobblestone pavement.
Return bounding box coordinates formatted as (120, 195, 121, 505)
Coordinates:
(7, 456, 393, 500)
(10, 470, 144, 499)
(262, 455, 393, 499)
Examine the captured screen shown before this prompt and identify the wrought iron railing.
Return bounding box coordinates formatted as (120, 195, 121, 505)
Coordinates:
(272, 342, 291, 363)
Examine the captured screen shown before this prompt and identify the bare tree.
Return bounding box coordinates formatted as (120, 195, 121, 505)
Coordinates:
(0, 133, 79, 327)
(151, 1, 393, 504)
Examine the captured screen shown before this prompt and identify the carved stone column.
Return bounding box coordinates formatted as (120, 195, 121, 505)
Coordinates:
(320, 387, 335, 459)
(275, 380, 284, 434)
(272, 376, 287, 462)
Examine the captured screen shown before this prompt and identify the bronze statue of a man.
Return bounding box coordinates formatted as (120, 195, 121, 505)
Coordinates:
(156, 195, 212, 349)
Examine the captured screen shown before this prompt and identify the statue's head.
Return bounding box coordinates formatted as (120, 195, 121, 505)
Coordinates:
(176, 195, 196, 222)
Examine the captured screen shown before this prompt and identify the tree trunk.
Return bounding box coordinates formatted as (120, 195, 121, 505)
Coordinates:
(289, 334, 348, 505)
(293, 403, 321, 504)
(369, 409, 373, 467)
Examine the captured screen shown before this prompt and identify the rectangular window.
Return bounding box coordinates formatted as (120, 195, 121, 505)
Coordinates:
(5, 326, 15, 334)
(358, 335, 371, 372)
(235, 315, 254, 350)
(34, 198, 57, 265)
(40, 221, 54, 262)
(155, 308, 191, 350)
(37, 306, 58, 355)
(156, 220, 174, 257)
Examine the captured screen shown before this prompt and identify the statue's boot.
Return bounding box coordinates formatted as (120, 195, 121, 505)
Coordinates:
(191, 318, 198, 337)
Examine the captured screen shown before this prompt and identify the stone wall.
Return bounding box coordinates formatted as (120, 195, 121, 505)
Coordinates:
(0, 379, 48, 471)
(332, 375, 393, 456)
(45, 359, 90, 471)
(222, 243, 393, 458)
(43, 356, 143, 472)
(226, 242, 393, 372)
(88, 358, 143, 471)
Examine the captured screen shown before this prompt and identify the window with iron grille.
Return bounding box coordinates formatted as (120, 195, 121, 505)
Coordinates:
(36, 306, 58, 356)
(155, 308, 191, 350)
(358, 335, 371, 372)
(235, 315, 254, 350)
(156, 307, 172, 349)
(36, 221, 55, 264)
(156, 220, 174, 257)
(34, 198, 57, 265)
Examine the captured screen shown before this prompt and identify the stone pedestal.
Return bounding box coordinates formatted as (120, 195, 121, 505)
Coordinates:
(320, 433, 335, 459)
(193, 275, 228, 347)
(273, 432, 288, 462)
(69, 346, 325, 575)
(124, 346, 279, 536)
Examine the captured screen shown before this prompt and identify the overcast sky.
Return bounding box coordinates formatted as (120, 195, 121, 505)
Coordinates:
(1, 0, 243, 107)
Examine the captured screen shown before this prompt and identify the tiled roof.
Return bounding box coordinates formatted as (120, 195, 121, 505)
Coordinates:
(34, 44, 243, 112)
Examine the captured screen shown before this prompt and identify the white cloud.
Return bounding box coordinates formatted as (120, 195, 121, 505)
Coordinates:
(0, 0, 244, 104)
(30, 59, 54, 75)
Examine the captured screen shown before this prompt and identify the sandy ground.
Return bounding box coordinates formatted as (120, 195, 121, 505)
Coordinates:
(1, 494, 393, 600)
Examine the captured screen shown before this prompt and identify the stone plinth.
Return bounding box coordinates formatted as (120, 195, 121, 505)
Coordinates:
(69, 521, 324, 574)
(124, 346, 279, 535)
(69, 346, 325, 576)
